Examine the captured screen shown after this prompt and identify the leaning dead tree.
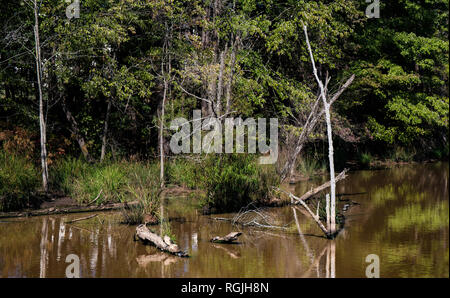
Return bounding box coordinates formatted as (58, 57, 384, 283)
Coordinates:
(289, 169, 348, 203)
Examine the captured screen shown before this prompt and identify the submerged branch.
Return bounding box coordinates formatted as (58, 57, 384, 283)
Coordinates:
(65, 214, 98, 224)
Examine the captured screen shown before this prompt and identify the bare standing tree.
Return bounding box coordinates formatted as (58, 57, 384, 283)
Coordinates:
(302, 22, 337, 233)
(159, 20, 173, 189)
(30, 0, 49, 192)
(278, 23, 354, 238)
(279, 23, 354, 183)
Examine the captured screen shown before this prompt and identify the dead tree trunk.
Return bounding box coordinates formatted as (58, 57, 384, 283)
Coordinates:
(135, 224, 188, 257)
(159, 20, 172, 189)
(302, 23, 337, 233)
(279, 22, 355, 237)
(33, 0, 48, 192)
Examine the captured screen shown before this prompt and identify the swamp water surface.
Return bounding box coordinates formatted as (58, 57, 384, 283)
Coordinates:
(0, 162, 448, 277)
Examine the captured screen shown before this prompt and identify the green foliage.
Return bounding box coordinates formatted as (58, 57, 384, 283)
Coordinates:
(167, 158, 203, 189)
(50, 157, 90, 194)
(341, 0, 449, 148)
(120, 162, 161, 224)
(0, 0, 448, 209)
(389, 147, 415, 163)
(358, 152, 373, 167)
(120, 203, 148, 225)
(63, 162, 127, 204)
(0, 151, 40, 211)
(160, 219, 176, 243)
(200, 154, 279, 212)
(431, 144, 449, 160)
(296, 158, 326, 178)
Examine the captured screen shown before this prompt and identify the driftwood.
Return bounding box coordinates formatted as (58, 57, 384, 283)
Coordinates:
(65, 214, 98, 224)
(135, 224, 188, 257)
(210, 232, 242, 243)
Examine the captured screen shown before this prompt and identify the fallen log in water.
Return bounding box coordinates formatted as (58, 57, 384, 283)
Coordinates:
(210, 232, 242, 243)
(0, 201, 139, 219)
(135, 224, 188, 257)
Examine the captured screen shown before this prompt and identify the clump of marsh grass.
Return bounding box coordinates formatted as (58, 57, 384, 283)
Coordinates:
(390, 147, 415, 162)
(296, 158, 326, 178)
(51, 159, 162, 206)
(200, 154, 280, 213)
(0, 150, 40, 211)
(358, 152, 373, 168)
(120, 163, 161, 225)
(166, 157, 203, 189)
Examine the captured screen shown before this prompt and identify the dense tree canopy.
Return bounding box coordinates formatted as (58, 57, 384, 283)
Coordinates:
(0, 0, 448, 162)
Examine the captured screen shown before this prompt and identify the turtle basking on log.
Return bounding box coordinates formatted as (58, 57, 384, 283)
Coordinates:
(210, 232, 242, 244)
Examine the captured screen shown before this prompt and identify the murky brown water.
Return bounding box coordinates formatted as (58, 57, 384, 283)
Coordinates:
(1, 162, 448, 278)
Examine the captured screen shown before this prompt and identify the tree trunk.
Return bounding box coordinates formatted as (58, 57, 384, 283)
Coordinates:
(225, 37, 237, 115)
(100, 99, 112, 162)
(326, 193, 330, 231)
(160, 78, 167, 188)
(303, 22, 338, 234)
(323, 102, 336, 233)
(33, 0, 48, 192)
(62, 99, 92, 162)
(216, 48, 226, 117)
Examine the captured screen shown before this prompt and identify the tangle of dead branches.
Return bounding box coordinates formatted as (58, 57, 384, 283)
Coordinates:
(229, 203, 289, 230)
